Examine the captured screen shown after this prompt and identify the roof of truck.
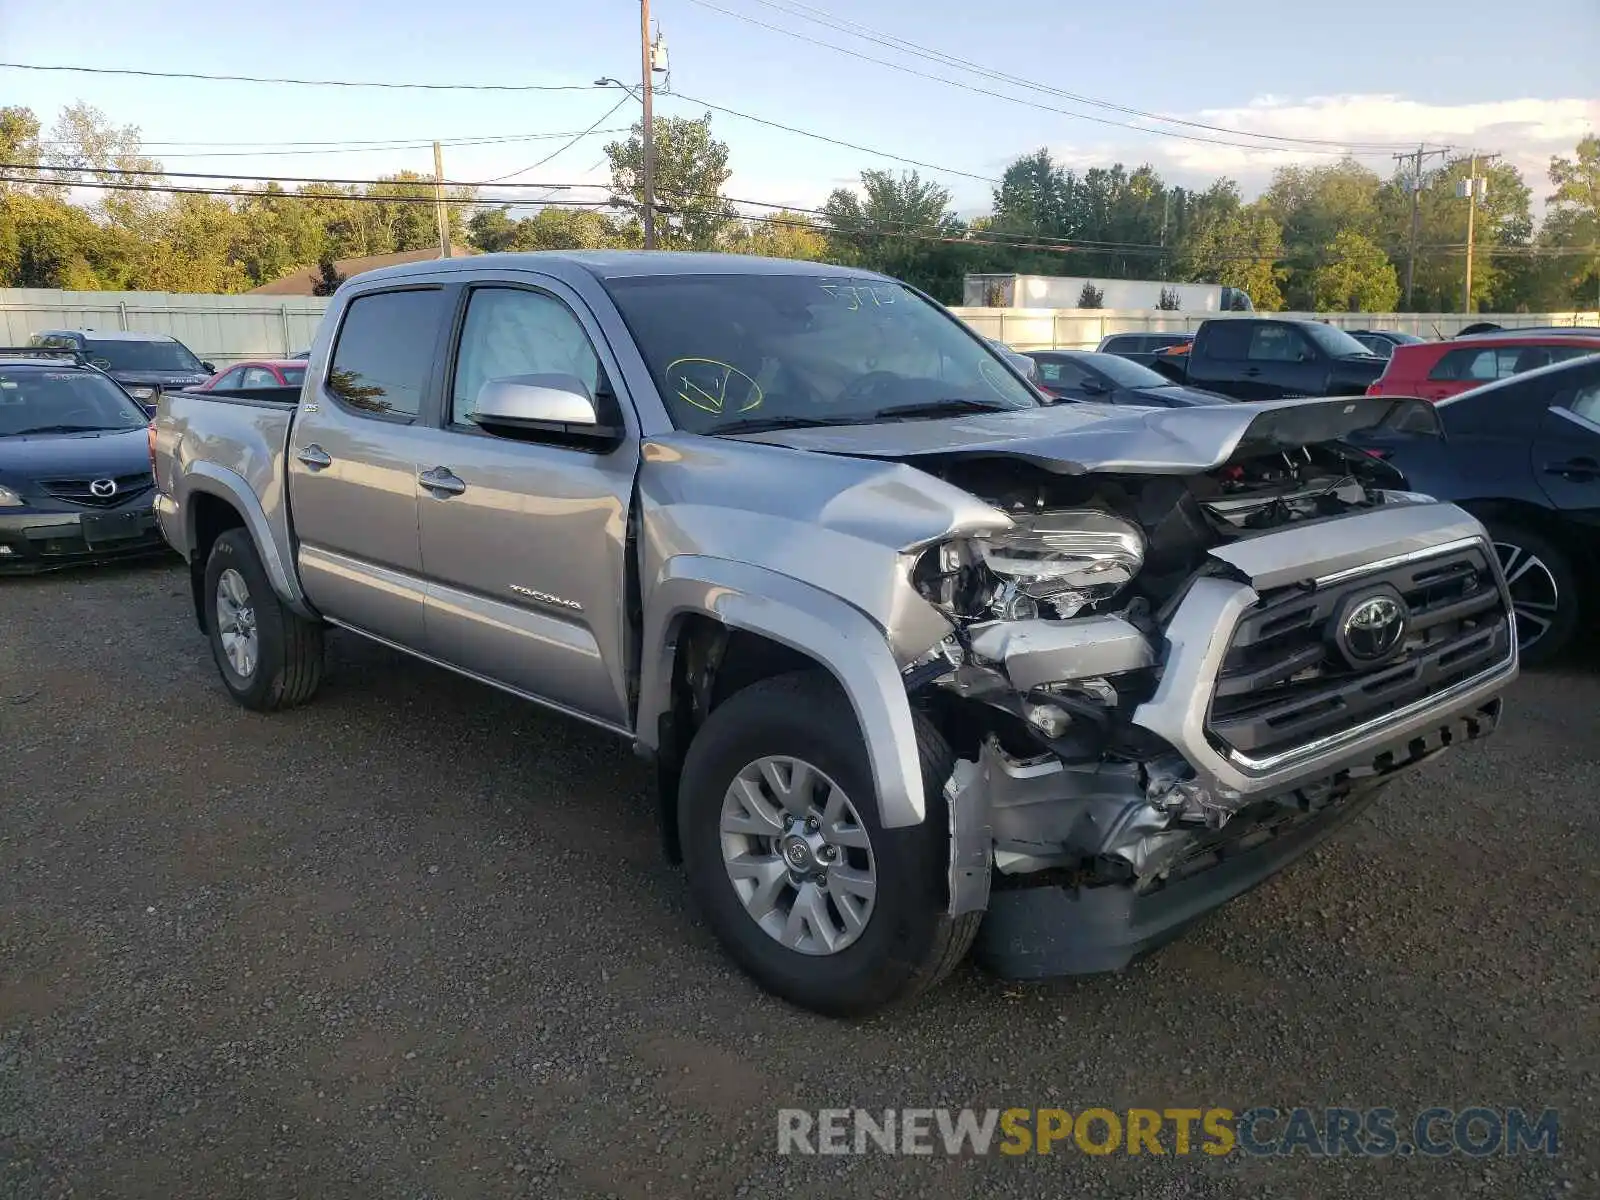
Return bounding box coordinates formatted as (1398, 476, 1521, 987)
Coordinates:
(352, 250, 884, 287)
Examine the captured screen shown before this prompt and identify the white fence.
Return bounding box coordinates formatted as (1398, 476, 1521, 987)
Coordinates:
(0, 289, 329, 366)
(950, 308, 1600, 350)
(4, 288, 1597, 363)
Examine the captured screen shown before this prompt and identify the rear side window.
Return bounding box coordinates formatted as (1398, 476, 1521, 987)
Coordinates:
(1430, 347, 1511, 383)
(1200, 322, 1252, 359)
(327, 289, 444, 420)
(1570, 381, 1600, 425)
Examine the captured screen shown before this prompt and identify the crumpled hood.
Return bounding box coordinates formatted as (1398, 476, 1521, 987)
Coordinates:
(727, 395, 1437, 475)
(0, 428, 152, 482)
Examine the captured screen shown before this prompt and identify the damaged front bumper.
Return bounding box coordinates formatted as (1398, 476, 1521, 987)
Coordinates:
(939, 503, 1519, 979)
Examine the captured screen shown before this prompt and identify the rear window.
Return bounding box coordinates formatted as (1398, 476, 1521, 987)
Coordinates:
(282, 367, 306, 386)
(326, 289, 445, 420)
(84, 338, 204, 373)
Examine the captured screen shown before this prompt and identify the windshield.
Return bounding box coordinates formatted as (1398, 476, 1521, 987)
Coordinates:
(1078, 354, 1174, 388)
(85, 338, 205, 373)
(604, 274, 1041, 432)
(1303, 324, 1377, 358)
(0, 369, 150, 435)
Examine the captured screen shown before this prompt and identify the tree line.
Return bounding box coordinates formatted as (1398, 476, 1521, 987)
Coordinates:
(2, 101, 1597, 312)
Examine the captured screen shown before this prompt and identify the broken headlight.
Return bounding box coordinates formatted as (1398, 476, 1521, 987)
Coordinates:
(914, 509, 1146, 624)
(978, 509, 1145, 619)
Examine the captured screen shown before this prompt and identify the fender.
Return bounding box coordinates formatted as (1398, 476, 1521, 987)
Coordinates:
(637, 555, 928, 828)
(180, 462, 314, 617)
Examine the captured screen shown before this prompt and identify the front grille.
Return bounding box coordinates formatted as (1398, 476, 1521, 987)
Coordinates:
(38, 473, 153, 508)
(1207, 543, 1512, 760)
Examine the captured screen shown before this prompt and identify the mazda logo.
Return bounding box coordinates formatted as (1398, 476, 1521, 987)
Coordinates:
(89, 478, 118, 499)
(1338, 592, 1407, 664)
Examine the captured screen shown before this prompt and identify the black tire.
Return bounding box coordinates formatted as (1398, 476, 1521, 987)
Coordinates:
(678, 670, 979, 1017)
(203, 528, 324, 711)
(1486, 522, 1580, 668)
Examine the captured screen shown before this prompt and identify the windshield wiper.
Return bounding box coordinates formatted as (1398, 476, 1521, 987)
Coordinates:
(8, 424, 118, 435)
(869, 398, 1024, 421)
(711, 415, 855, 435)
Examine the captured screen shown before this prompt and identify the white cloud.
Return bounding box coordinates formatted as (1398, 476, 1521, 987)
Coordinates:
(1050, 94, 1599, 210)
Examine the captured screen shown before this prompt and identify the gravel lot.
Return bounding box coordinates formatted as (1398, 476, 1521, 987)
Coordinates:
(1, 559, 1595, 1199)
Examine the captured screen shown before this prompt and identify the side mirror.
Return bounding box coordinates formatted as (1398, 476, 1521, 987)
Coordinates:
(469, 374, 619, 442)
(201, 361, 216, 374)
(1079, 378, 1107, 395)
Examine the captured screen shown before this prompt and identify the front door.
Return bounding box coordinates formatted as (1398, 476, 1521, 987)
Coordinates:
(1532, 366, 1600, 522)
(1243, 323, 1325, 400)
(287, 286, 452, 646)
(411, 281, 640, 728)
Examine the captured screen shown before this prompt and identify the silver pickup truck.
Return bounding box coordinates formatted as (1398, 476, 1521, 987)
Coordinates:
(151, 252, 1517, 1016)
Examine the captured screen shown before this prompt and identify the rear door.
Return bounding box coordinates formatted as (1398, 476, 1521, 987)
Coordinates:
(1532, 362, 1600, 521)
(408, 277, 642, 728)
(287, 285, 452, 646)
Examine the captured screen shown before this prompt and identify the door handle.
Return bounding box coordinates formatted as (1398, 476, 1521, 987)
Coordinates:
(1543, 457, 1600, 481)
(1243, 367, 1262, 377)
(418, 466, 466, 497)
(296, 444, 333, 470)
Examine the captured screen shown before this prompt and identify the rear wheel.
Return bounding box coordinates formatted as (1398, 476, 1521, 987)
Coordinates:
(678, 671, 979, 1017)
(1488, 523, 1579, 667)
(203, 529, 324, 710)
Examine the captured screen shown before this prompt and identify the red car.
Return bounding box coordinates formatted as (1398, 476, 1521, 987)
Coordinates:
(188, 359, 307, 392)
(1366, 334, 1600, 401)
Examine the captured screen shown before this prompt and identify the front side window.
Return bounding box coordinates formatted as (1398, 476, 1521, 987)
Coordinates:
(604, 274, 1039, 434)
(84, 338, 204, 373)
(1247, 325, 1306, 362)
(0, 369, 150, 436)
(327, 289, 444, 420)
(451, 287, 605, 426)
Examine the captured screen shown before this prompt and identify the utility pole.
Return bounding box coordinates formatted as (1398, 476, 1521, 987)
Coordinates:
(432, 141, 451, 258)
(1393, 144, 1447, 308)
(640, 0, 657, 250)
(1460, 152, 1500, 313)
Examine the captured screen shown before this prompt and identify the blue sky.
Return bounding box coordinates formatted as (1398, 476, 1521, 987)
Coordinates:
(3, 0, 1596, 216)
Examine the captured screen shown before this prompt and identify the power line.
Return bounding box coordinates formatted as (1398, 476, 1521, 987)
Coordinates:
(5, 161, 595, 191)
(0, 174, 614, 208)
(743, 0, 1424, 153)
(663, 92, 1000, 182)
(88, 131, 636, 160)
(0, 60, 606, 93)
(682, 0, 1408, 158)
(483, 96, 633, 183)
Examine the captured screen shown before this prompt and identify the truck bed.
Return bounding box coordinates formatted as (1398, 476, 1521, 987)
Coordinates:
(151, 385, 301, 597)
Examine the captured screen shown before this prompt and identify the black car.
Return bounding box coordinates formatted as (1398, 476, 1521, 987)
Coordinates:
(0, 355, 168, 573)
(1361, 354, 1600, 665)
(28, 330, 215, 416)
(1024, 350, 1226, 407)
(1345, 329, 1427, 359)
(1094, 331, 1194, 367)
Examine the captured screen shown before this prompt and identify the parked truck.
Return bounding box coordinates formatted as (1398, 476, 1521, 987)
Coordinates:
(151, 252, 1517, 1016)
(1149, 316, 1390, 401)
(963, 274, 1254, 312)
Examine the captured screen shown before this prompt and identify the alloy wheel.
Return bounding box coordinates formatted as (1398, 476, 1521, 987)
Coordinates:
(1493, 541, 1561, 652)
(719, 755, 877, 956)
(215, 567, 259, 678)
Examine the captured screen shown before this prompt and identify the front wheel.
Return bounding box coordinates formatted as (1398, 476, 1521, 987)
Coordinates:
(203, 529, 325, 710)
(1488, 524, 1580, 667)
(678, 671, 979, 1017)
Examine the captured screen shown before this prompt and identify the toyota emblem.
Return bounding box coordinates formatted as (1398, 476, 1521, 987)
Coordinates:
(89, 478, 118, 499)
(1334, 590, 1408, 665)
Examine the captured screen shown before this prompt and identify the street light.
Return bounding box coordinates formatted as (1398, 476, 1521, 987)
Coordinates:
(595, 49, 656, 250)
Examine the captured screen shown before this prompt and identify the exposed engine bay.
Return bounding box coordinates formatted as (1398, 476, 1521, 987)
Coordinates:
(899, 434, 1427, 909)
